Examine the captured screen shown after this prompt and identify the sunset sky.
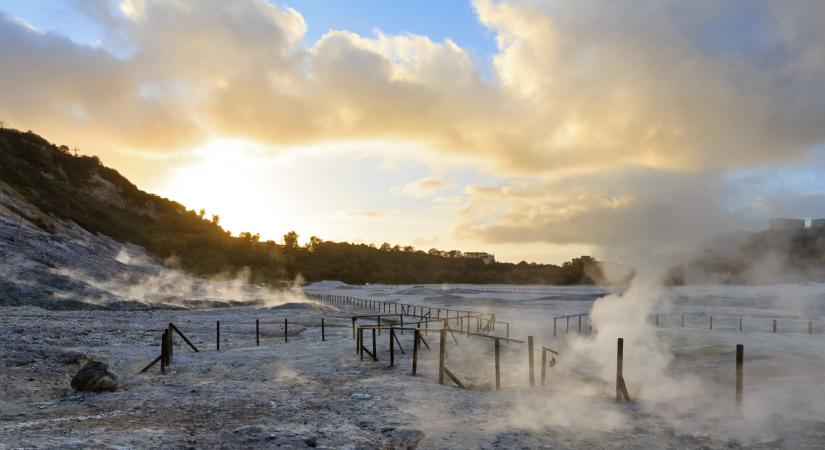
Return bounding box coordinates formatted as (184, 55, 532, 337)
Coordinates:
(1, 0, 825, 264)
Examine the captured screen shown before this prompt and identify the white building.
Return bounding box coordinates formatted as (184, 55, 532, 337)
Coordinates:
(463, 252, 495, 264)
(768, 218, 806, 231)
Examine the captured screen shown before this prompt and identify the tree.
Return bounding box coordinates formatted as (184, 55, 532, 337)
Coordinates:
(379, 242, 392, 252)
(283, 231, 299, 249)
(211, 214, 220, 225)
(402, 245, 415, 253)
(306, 235, 322, 252)
(198, 208, 206, 219)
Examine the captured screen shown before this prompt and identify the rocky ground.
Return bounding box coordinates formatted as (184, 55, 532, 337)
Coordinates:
(2, 283, 825, 449)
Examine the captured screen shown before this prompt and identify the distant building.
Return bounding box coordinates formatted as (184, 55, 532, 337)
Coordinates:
(811, 219, 825, 229)
(769, 218, 806, 231)
(463, 251, 495, 264)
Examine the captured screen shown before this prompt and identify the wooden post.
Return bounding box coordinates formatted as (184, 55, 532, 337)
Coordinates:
(772, 319, 777, 333)
(160, 331, 167, 375)
(566, 316, 570, 334)
(739, 317, 743, 332)
(506, 323, 510, 340)
(216, 320, 221, 351)
(736, 344, 743, 413)
(710, 316, 713, 330)
(528, 336, 535, 386)
(389, 328, 395, 367)
(352, 317, 356, 339)
(616, 337, 630, 402)
(321, 318, 325, 341)
(256, 319, 260, 346)
(494, 338, 501, 391)
(284, 318, 288, 343)
(358, 328, 364, 360)
(412, 329, 420, 375)
(371, 328, 377, 361)
(438, 328, 447, 384)
(165, 326, 173, 365)
(578, 315, 582, 334)
(541, 348, 547, 386)
(553, 317, 557, 336)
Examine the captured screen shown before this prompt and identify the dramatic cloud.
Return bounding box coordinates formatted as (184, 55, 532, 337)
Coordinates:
(2, 0, 825, 259)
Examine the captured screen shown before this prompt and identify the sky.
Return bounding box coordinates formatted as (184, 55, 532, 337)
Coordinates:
(1, 0, 824, 265)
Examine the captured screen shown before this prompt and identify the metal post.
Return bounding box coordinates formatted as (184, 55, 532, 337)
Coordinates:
(710, 316, 713, 330)
(256, 319, 260, 346)
(321, 318, 325, 341)
(284, 318, 288, 343)
(216, 320, 220, 351)
(553, 317, 557, 336)
(566, 316, 570, 334)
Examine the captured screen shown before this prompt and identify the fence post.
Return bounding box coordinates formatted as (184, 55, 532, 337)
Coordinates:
(616, 337, 630, 402)
(284, 318, 288, 343)
(160, 331, 167, 375)
(528, 336, 535, 387)
(578, 315, 582, 334)
(358, 328, 364, 360)
(256, 319, 260, 346)
(352, 317, 357, 339)
(736, 344, 743, 414)
(438, 328, 447, 384)
(739, 316, 742, 332)
(566, 316, 570, 334)
(321, 318, 325, 341)
(495, 338, 501, 391)
(389, 328, 395, 368)
(540, 348, 547, 386)
(412, 329, 420, 375)
(710, 316, 713, 330)
(371, 328, 377, 361)
(216, 320, 221, 351)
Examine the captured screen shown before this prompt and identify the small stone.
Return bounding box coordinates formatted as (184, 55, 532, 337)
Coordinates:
(70, 361, 119, 392)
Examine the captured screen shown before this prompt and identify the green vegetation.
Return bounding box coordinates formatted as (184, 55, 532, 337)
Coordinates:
(0, 128, 603, 285)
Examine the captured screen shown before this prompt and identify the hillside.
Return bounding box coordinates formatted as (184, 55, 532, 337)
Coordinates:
(0, 127, 601, 288)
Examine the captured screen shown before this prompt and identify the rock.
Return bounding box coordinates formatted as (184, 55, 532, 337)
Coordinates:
(70, 361, 119, 392)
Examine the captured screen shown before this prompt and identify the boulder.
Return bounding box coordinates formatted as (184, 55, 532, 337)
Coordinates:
(70, 361, 119, 392)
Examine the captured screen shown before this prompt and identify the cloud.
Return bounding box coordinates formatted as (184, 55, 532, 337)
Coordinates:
(393, 176, 453, 199)
(2, 0, 825, 259)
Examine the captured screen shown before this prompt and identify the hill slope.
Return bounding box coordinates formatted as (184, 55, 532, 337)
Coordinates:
(0, 127, 601, 289)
